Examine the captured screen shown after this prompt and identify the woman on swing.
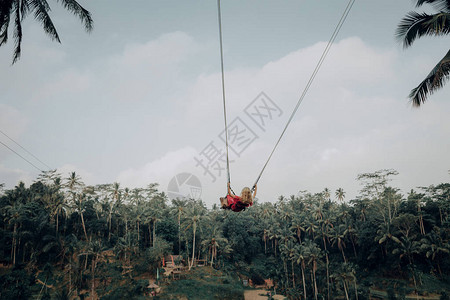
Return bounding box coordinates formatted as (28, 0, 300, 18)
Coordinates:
(220, 182, 257, 212)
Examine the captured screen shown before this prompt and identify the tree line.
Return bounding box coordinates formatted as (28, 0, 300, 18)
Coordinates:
(0, 169, 449, 299)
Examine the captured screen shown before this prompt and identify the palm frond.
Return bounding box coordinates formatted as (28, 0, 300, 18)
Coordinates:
(0, 12, 11, 46)
(409, 49, 450, 106)
(55, 0, 93, 32)
(416, 0, 450, 12)
(12, 0, 23, 64)
(396, 11, 450, 47)
(30, 0, 60, 42)
(20, 0, 31, 20)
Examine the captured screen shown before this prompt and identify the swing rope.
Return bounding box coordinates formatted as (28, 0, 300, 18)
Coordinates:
(217, 0, 233, 193)
(217, 0, 356, 192)
(251, 0, 356, 191)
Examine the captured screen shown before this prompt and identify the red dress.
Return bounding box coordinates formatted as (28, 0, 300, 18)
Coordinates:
(226, 194, 252, 212)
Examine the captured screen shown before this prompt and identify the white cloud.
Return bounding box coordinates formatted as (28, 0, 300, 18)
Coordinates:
(117, 146, 198, 189)
(2, 30, 449, 207)
(117, 31, 198, 67)
(0, 164, 33, 188)
(0, 104, 29, 161)
(182, 37, 396, 128)
(33, 69, 91, 102)
(0, 104, 28, 140)
(176, 37, 450, 205)
(102, 31, 201, 103)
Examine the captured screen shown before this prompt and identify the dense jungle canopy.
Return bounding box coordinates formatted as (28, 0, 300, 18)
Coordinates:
(0, 169, 449, 299)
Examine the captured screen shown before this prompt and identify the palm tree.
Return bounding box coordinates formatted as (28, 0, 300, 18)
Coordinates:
(332, 264, 357, 300)
(408, 190, 426, 235)
(335, 188, 346, 203)
(107, 182, 122, 241)
(171, 198, 187, 254)
(73, 193, 89, 241)
(0, 0, 93, 64)
(268, 222, 280, 257)
(4, 201, 29, 265)
(304, 239, 322, 300)
(323, 188, 331, 201)
(65, 173, 89, 240)
(201, 226, 228, 267)
(319, 216, 333, 300)
(375, 223, 401, 256)
(79, 239, 105, 298)
(144, 192, 166, 248)
(290, 216, 305, 243)
(397, 0, 450, 106)
(182, 202, 205, 270)
(295, 244, 307, 300)
(41, 178, 68, 236)
(393, 236, 421, 296)
(304, 216, 318, 240)
(286, 240, 298, 289)
(331, 224, 348, 263)
(420, 227, 450, 275)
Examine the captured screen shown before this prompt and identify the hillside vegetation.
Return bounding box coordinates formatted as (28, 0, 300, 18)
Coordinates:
(0, 169, 449, 299)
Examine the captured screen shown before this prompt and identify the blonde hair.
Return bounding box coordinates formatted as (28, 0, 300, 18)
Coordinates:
(240, 187, 253, 204)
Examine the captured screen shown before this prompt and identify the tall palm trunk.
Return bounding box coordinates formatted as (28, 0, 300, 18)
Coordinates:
(56, 214, 59, 236)
(68, 256, 72, 295)
(351, 235, 357, 258)
(340, 245, 347, 263)
(108, 210, 112, 241)
(178, 214, 181, 255)
(137, 221, 140, 246)
(185, 239, 190, 268)
(153, 220, 157, 247)
(264, 231, 267, 254)
(323, 236, 330, 300)
(210, 246, 213, 267)
(210, 242, 216, 267)
(80, 212, 88, 241)
(343, 279, 349, 300)
(284, 260, 288, 286)
(148, 225, 152, 247)
(313, 265, 318, 300)
(11, 223, 17, 265)
(91, 254, 97, 298)
(291, 260, 295, 289)
(312, 259, 318, 300)
(301, 262, 306, 300)
(189, 222, 197, 270)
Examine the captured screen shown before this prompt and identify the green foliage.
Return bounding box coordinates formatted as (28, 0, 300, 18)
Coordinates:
(0, 265, 35, 299)
(100, 279, 148, 300)
(142, 237, 172, 272)
(0, 0, 93, 64)
(158, 268, 244, 300)
(397, 2, 450, 106)
(0, 169, 449, 299)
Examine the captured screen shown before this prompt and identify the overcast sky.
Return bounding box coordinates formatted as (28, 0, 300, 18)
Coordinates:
(1, 0, 449, 206)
